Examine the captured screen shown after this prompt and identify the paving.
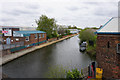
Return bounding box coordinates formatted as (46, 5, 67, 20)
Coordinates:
(0, 34, 76, 66)
(0, 45, 2, 51)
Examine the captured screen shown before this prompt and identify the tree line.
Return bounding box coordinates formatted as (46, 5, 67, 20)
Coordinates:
(36, 15, 79, 39)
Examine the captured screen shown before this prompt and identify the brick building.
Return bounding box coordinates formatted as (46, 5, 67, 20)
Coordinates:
(13, 30, 46, 46)
(1, 26, 20, 44)
(1, 26, 46, 53)
(96, 17, 120, 79)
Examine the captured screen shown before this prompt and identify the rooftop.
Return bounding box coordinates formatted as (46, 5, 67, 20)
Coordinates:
(15, 30, 46, 34)
(96, 17, 120, 34)
(14, 30, 46, 37)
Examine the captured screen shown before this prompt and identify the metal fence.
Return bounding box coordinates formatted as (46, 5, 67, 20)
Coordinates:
(1, 41, 24, 50)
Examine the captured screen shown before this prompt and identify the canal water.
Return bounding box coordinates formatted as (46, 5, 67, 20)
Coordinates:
(2, 35, 93, 78)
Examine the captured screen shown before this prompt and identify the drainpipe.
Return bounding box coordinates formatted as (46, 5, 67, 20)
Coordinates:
(38, 33, 39, 45)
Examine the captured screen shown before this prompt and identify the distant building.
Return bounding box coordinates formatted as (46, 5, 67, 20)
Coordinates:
(0, 26, 46, 53)
(68, 29, 79, 34)
(96, 17, 120, 79)
(1, 26, 20, 44)
(20, 27, 37, 31)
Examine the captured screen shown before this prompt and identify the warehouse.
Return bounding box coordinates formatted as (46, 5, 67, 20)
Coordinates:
(1, 26, 46, 53)
(96, 17, 120, 79)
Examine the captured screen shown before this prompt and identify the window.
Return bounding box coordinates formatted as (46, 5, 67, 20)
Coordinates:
(35, 34, 37, 39)
(107, 41, 110, 48)
(25, 36, 29, 41)
(39, 34, 41, 38)
(42, 34, 44, 38)
(16, 38, 19, 41)
(117, 43, 120, 53)
(11, 40, 14, 42)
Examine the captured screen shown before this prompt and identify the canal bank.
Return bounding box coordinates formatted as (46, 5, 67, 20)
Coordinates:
(3, 34, 93, 78)
(1, 34, 77, 65)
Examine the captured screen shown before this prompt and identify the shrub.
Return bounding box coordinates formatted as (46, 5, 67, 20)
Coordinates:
(52, 31, 58, 38)
(86, 45, 96, 59)
(79, 28, 97, 59)
(66, 68, 83, 79)
(79, 29, 96, 43)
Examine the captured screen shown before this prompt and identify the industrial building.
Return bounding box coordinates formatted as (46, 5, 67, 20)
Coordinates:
(96, 17, 120, 79)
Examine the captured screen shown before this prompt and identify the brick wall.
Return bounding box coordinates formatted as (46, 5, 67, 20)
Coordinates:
(3, 28, 19, 44)
(3, 37, 24, 44)
(96, 34, 120, 79)
(38, 33, 47, 42)
(48, 38, 57, 42)
(24, 33, 46, 45)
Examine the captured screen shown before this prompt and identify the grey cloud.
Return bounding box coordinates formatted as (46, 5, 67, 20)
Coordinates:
(2, 8, 39, 16)
(83, 2, 118, 7)
(2, 10, 20, 16)
(25, 4, 40, 9)
(94, 11, 117, 17)
(83, 2, 100, 5)
(67, 6, 79, 11)
(94, 7, 117, 17)
(0, 0, 118, 28)
(0, 18, 13, 22)
(14, 9, 35, 14)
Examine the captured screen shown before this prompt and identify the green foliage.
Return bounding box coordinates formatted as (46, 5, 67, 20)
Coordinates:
(45, 65, 67, 78)
(58, 34, 63, 38)
(81, 69, 83, 76)
(79, 29, 96, 43)
(66, 70, 74, 78)
(65, 30, 71, 35)
(52, 30, 58, 38)
(83, 27, 91, 30)
(79, 28, 97, 59)
(68, 25, 78, 29)
(86, 45, 96, 59)
(58, 26, 65, 36)
(45, 64, 84, 79)
(66, 68, 83, 79)
(36, 15, 77, 39)
(36, 15, 57, 39)
(77, 28, 82, 30)
(91, 27, 99, 29)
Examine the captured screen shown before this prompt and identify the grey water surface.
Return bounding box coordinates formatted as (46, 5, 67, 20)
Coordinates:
(2, 35, 93, 78)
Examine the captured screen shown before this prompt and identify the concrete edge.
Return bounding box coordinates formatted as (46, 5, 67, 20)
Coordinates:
(1, 34, 77, 65)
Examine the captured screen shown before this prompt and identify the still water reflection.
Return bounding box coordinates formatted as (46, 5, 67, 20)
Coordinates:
(3, 35, 93, 78)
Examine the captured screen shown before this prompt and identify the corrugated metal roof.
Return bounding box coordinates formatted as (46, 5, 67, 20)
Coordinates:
(15, 30, 46, 34)
(96, 17, 120, 34)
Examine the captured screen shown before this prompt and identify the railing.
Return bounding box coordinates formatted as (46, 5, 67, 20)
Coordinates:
(1, 41, 24, 50)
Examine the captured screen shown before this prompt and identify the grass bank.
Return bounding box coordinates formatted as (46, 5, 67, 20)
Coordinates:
(79, 28, 97, 60)
(86, 44, 96, 60)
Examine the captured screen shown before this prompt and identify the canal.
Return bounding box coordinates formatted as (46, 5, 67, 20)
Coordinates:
(2, 35, 93, 78)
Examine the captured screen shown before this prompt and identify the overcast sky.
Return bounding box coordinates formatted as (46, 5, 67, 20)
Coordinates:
(0, 0, 119, 28)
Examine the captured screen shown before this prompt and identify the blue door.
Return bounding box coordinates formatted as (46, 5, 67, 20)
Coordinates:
(6, 37, 11, 44)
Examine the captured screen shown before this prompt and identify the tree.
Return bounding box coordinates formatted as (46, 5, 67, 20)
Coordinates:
(79, 29, 96, 44)
(72, 25, 77, 29)
(68, 25, 78, 29)
(36, 15, 57, 39)
(68, 25, 72, 29)
(58, 25, 65, 36)
(65, 29, 70, 35)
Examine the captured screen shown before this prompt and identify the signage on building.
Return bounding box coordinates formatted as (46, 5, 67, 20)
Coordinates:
(13, 31, 23, 37)
(3, 29, 12, 36)
(2, 30, 8, 33)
